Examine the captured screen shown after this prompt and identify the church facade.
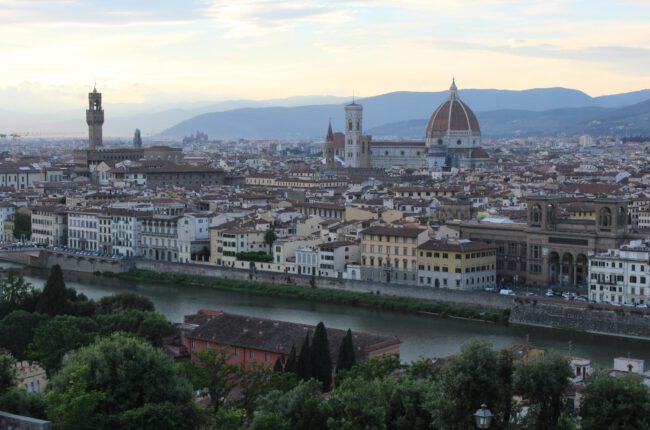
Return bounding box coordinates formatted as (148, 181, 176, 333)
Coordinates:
(324, 80, 489, 171)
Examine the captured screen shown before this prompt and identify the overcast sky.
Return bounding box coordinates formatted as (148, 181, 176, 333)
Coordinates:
(1, 0, 649, 112)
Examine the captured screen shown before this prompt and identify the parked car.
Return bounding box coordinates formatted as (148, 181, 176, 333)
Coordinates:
(499, 289, 515, 296)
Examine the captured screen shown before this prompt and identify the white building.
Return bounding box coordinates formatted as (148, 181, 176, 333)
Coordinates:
(31, 205, 67, 246)
(589, 240, 650, 305)
(67, 209, 101, 251)
(141, 216, 180, 262)
(111, 210, 144, 257)
(0, 203, 16, 242)
(177, 213, 212, 263)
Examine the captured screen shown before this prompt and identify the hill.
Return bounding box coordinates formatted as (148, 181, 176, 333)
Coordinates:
(161, 88, 650, 139)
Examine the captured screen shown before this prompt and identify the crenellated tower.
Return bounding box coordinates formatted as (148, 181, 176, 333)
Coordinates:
(86, 86, 104, 149)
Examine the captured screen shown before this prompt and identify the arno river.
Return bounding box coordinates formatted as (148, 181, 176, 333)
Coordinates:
(3, 262, 649, 367)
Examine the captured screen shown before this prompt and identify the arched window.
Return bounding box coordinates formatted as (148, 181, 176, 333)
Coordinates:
(531, 204, 542, 225)
(437, 139, 443, 145)
(599, 207, 612, 227)
(456, 139, 462, 145)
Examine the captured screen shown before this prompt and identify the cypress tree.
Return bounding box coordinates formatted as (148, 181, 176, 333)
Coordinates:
(273, 356, 284, 372)
(35, 265, 69, 316)
(336, 329, 356, 372)
(284, 345, 298, 374)
(310, 322, 332, 391)
(297, 333, 311, 380)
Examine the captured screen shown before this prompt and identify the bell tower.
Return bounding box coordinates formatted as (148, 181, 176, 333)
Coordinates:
(86, 86, 104, 149)
(344, 99, 362, 168)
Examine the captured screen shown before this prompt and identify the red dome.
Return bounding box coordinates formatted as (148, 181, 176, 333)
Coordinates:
(426, 80, 480, 137)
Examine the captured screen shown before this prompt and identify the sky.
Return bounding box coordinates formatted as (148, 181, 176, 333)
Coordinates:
(1, 0, 649, 112)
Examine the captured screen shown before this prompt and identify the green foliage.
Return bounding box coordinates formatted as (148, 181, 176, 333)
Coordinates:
(236, 251, 273, 262)
(187, 348, 237, 412)
(0, 269, 34, 307)
(35, 265, 69, 316)
(337, 354, 402, 384)
(513, 352, 572, 430)
(96, 293, 154, 314)
(429, 340, 512, 430)
(252, 379, 330, 430)
(310, 322, 332, 391)
(46, 333, 197, 429)
(326, 376, 388, 430)
(95, 309, 177, 347)
(45, 364, 106, 430)
(13, 212, 31, 241)
(0, 310, 48, 359)
(580, 371, 650, 430)
(0, 353, 17, 395)
(236, 363, 299, 415)
(249, 411, 290, 430)
(0, 387, 47, 419)
(264, 228, 278, 253)
(273, 356, 284, 372)
(210, 407, 246, 430)
(117, 269, 509, 324)
(27, 315, 99, 375)
(297, 333, 311, 381)
(336, 329, 356, 373)
(284, 345, 297, 374)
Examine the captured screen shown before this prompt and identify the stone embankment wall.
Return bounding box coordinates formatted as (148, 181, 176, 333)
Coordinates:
(510, 302, 650, 340)
(28, 251, 134, 274)
(135, 260, 514, 310)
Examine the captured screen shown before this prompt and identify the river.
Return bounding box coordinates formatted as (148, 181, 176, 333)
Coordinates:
(3, 262, 649, 367)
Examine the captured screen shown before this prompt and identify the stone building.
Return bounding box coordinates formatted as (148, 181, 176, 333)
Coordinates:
(324, 80, 490, 171)
(457, 196, 637, 288)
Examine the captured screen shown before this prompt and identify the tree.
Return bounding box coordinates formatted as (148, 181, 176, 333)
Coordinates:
(284, 345, 298, 374)
(0, 387, 47, 419)
(264, 227, 278, 254)
(96, 293, 154, 314)
(252, 379, 329, 430)
(0, 353, 17, 395)
(46, 333, 199, 430)
(429, 340, 512, 430)
(297, 333, 312, 380)
(513, 352, 572, 430)
(311, 322, 332, 391)
(95, 309, 177, 347)
(210, 407, 246, 430)
(27, 315, 99, 375)
(0, 270, 34, 307)
(0, 310, 48, 359)
(273, 356, 284, 372)
(326, 376, 388, 430)
(336, 329, 356, 373)
(580, 371, 650, 430)
(185, 347, 237, 412)
(35, 265, 72, 316)
(13, 212, 31, 241)
(337, 354, 401, 384)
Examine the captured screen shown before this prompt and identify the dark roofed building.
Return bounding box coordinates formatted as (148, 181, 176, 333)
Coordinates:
(182, 310, 401, 369)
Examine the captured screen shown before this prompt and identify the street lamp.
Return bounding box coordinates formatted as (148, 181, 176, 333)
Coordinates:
(474, 404, 493, 429)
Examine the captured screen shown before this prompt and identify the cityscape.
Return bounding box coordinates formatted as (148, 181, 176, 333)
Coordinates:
(1, 1, 650, 429)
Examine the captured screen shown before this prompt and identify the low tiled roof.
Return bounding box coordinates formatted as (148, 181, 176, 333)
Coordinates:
(361, 225, 425, 238)
(419, 239, 495, 252)
(185, 311, 400, 362)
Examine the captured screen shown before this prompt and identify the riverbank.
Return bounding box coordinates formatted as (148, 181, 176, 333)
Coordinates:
(110, 269, 511, 324)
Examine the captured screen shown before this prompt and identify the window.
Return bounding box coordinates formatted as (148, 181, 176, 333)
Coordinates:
(265, 351, 270, 362)
(249, 350, 255, 359)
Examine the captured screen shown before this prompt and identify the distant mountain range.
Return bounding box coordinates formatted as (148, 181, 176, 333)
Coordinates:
(162, 88, 650, 140)
(2, 88, 650, 138)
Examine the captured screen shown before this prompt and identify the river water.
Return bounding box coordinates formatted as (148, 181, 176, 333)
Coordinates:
(3, 262, 649, 366)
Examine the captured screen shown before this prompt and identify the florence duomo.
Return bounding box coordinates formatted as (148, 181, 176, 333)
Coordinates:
(324, 79, 490, 171)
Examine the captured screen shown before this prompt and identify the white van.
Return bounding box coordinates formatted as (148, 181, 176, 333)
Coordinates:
(499, 289, 515, 296)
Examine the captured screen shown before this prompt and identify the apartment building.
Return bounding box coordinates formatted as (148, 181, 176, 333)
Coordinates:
(210, 226, 267, 266)
(31, 205, 67, 246)
(177, 213, 212, 263)
(67, 209, 101, 251)
(360, 225, 429, 284)
(0, 202, 16, 242)
(141, 216, 180, 262)
(417, 239, 496, 290)
(111, 209, 146, 257)
(589, 239, 650, 305)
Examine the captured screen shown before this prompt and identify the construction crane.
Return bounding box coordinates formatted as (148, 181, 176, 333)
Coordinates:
(0, 131, 80, 162)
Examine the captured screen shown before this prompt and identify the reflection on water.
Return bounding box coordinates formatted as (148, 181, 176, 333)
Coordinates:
(3, 262, 649, 366)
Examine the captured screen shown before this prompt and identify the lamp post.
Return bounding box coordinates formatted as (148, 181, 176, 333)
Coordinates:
(474, 404, 493, 429)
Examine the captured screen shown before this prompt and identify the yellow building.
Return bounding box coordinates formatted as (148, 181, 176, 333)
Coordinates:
(360, 225, 429, 284)
(417, 239, 496, 290)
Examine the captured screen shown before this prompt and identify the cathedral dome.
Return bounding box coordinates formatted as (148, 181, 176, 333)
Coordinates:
(426, 79, 480, 138)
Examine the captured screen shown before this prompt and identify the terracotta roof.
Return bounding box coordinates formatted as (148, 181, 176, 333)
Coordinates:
(361, 225, 426, 238)
(419, 239, 495, 253)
